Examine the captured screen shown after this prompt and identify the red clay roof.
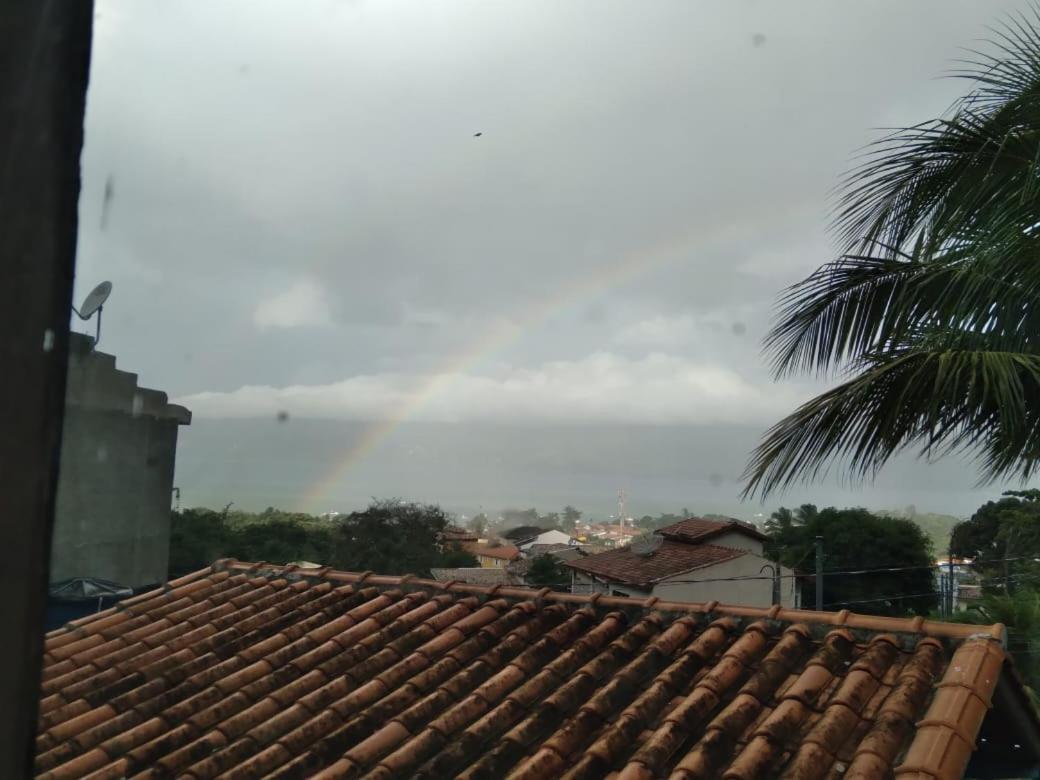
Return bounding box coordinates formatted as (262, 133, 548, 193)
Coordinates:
(657, 517, 768, 544)
(36, 560, 1018, 780)
(474, 544, 520, 561)
(564, 541, 748, 588)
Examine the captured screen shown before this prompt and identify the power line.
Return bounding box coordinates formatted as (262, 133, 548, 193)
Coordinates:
(823, 591, 941, 608)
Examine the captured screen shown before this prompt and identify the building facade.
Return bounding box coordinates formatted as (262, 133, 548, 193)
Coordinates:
(567, 517, 799, 608)
(50, 334, 190, 588)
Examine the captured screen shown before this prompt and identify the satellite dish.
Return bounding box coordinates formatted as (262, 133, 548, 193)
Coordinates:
(71, 281, 112, 347)
(630, 532, 664, 557)
(75, 281, 112, 320)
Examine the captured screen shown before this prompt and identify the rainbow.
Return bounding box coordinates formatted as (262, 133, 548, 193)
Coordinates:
(299, 210, 799, 511)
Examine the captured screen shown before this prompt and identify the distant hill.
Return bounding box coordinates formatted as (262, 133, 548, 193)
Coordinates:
(882, 507, 964, 556)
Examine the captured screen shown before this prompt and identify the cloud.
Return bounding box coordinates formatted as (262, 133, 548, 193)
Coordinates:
(252, 279, 331, 331)
(177, 351, 809, 425)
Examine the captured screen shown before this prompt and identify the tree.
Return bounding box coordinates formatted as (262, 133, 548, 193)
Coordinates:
(502, 508, 539, 527)
(330, 499, 453, 576)
(562, 505, 583, 533)
(525, 554, 569, 589)
(168, 507, 335, 576)
(767, 506, 936, 616)
(744, 14, 1040, 497)
(169, 508, 231, 576)
(951, 490, 1040, 592)
(763, 504, 817, 561)
(228, 518, 333, 566)
(440, 544, 480, 568)
(503, 525, 545, 542)
(467, 513, 488, 536)
(539, 512, 561, 531)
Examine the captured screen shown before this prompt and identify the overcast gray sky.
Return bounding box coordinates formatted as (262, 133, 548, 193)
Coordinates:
(73, 0, 1034, 517)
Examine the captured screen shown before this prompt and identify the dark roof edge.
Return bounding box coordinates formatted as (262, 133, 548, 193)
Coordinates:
(46, 559, 1006, 644)
(562, 544, 750, 587)
(658, 517, 769, 544)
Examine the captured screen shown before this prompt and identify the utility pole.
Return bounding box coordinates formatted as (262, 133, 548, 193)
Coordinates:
(815, 535, 824, 611)
(948, 551, 956, 617)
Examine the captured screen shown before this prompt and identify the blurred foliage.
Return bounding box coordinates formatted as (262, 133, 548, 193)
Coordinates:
(525, 554, 569, 589)
(765, 505, 936, 617)
(952, 490, 1040, 594)
(169, 499, 474, 578)
(884, 505, 961, 556)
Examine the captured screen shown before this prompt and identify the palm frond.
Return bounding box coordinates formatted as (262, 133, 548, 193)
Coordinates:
(767, 234, 1040, 378)
(744, 342, 1040, 498)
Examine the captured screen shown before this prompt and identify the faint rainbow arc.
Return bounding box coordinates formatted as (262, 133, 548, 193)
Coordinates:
(300, 218, 753, 511)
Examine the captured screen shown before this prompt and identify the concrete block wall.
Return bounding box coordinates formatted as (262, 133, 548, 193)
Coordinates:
(49, 334, 191, 588)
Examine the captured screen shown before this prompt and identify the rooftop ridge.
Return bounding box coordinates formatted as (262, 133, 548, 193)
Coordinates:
(35, 559, 1034, 780)
(47, 559, 1006, 645)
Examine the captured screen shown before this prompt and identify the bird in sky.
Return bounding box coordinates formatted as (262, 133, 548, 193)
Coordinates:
(473, 132, 483, 137)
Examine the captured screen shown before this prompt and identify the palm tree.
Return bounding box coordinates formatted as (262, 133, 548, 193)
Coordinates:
(744, 11, 1040, 497)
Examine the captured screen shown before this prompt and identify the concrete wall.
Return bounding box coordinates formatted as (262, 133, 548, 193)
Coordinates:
(704, 530, 764, 556)
(570, 553, 798, 609)
(653, 554, 798, 608)
(50, 334, 190, 588)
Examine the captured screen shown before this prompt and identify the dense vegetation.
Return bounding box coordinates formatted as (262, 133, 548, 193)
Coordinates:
(951, 490, 1040, 594)
(765, 505, 936, 616)
(168, 500, 477, 578)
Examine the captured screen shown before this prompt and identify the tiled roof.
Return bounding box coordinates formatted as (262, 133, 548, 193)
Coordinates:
(36, 560, 1020, 780)
(565, 541, 748, 588)
(657, 517, 768, 544)
(474, 545, 521, 561)
(441, 526, 479, 543)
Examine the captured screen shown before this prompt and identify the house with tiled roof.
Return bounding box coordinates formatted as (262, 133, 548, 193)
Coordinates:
(36, 559, 1040, 778)
(473, 544, 521, 569)
(566, 518, 799, 608)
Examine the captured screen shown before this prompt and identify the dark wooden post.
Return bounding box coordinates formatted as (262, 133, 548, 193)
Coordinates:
(0, 0, 94, 774)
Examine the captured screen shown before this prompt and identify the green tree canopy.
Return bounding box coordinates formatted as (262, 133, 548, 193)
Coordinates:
(329, 500, 452, 575)
(525, 554, 569, 589)
(951, 490, 1040, 592)
(562, 506, 583, 532)
(767, 506, 936, 616)
(169, 499, 471, 579)
(744, 12, 1040, 496)
(467, 513, 488, 536)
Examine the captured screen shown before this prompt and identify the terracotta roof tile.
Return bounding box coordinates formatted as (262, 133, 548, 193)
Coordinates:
(34, 560, 1030, 779)
(565, 541, 748, 587)
(656, 517, 768, 544)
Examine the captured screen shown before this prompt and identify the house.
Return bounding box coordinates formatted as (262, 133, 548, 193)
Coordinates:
(50, 333, 191, 589)
(471, 544, 520, 568)
(567, 517, 799, 608)
(586, 523, 642, 548)
(516, 529, 575, 552)
(439, 525, 479, 548)
(37, 559, 1040, 778)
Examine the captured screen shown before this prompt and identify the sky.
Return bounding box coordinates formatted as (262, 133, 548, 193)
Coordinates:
(73, 0, 1034, 519)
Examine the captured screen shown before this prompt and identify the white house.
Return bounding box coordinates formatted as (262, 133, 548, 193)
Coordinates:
(565, 517, 799, 608)
(517, 529, 575, 552)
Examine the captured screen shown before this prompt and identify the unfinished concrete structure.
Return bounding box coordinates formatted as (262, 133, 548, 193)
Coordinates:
(49, 333, 190, 588)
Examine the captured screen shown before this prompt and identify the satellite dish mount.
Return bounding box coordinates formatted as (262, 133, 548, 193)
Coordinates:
(71, 281, 112, 347)
(630, 532, 664, 558)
